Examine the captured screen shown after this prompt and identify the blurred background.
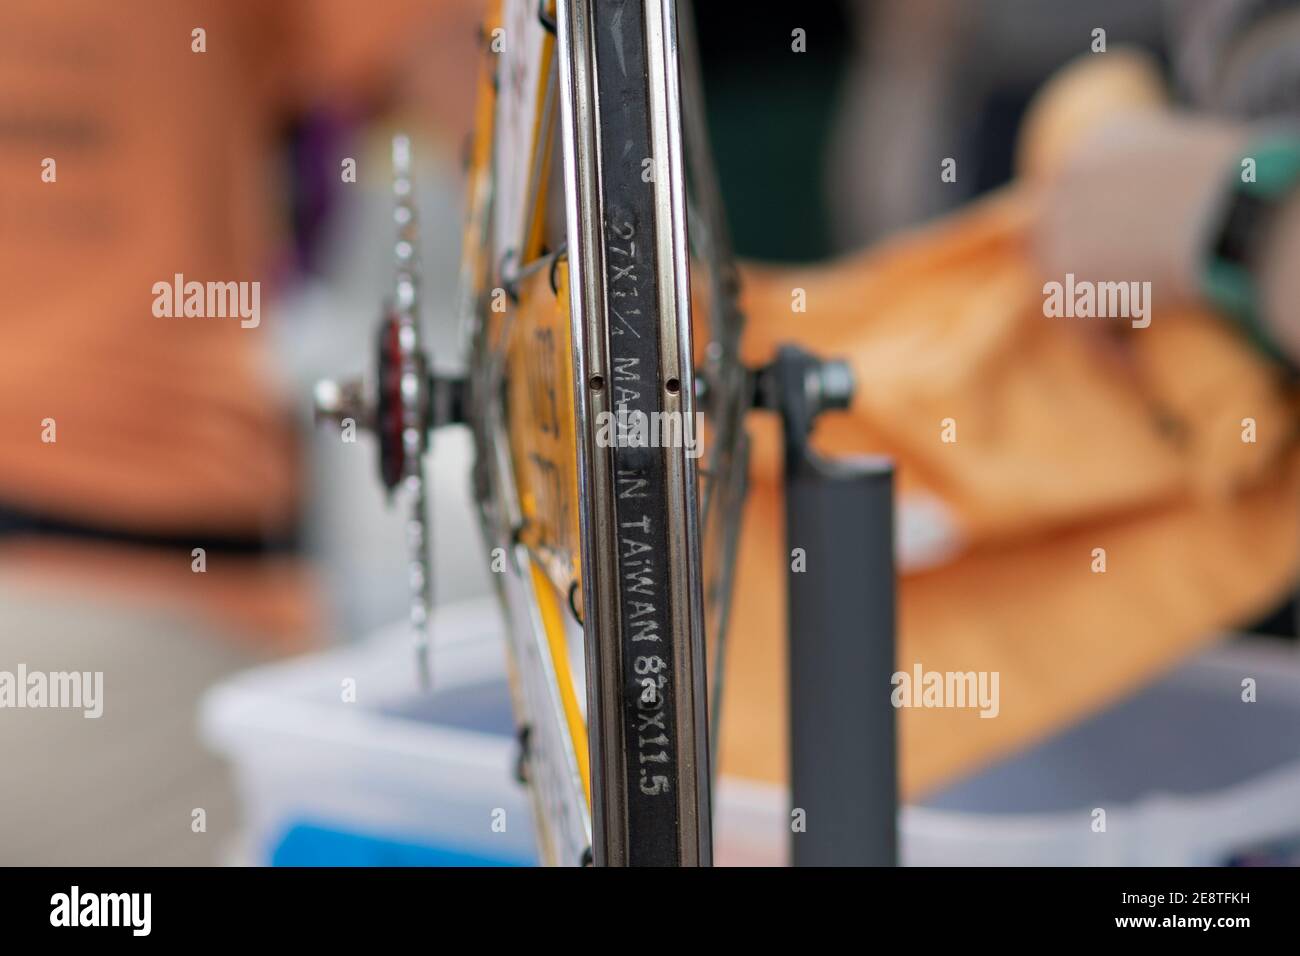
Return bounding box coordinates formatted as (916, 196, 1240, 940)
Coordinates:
(2, 0, 1300, 866)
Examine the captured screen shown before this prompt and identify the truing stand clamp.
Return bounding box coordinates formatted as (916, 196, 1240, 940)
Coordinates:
(752, 345, 899, 867)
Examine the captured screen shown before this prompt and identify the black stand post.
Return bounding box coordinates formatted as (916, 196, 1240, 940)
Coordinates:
(754, 346, 898, 867)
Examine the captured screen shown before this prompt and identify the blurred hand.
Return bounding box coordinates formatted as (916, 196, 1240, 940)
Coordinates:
(1032, 114, 1247, 312)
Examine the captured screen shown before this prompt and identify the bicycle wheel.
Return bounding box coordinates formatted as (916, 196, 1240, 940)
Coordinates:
(555, 0, 715, 866)
(319, 0, 746, 867)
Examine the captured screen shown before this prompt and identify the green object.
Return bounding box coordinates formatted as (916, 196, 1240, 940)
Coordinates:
(1202, 133, 1300, 365)
(1245, 137, 1300, 197)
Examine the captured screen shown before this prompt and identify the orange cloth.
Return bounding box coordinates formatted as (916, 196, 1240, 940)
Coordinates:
(719, 188, 1300, 798)
(0, 1, 471, 638)
(0, 0, 459, 536)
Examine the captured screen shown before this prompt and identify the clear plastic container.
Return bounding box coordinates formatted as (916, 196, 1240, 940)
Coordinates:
(201, 598, 538, 866)
(202, 600, 1300, 866)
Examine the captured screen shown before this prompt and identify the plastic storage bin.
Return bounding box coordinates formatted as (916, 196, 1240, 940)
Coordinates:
(903, 639, 1300, 866)
(203, 599, 1300, 866)
(201, 598, 538, 866)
